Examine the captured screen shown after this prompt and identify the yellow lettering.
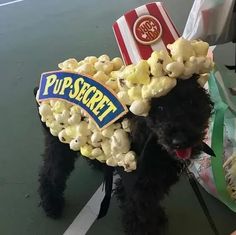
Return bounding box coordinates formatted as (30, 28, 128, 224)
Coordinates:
(82, 86, 96, 104)
(76, 82, 91, 101)
(98, 101, 117, 121)
(43, 74, 57, 95)
(59, 77, 73, 95)
(86, 90, 103, 110)
(53, 79, 63, 94)
(69, 78, 84, 99)
(93, 96, 110, 116)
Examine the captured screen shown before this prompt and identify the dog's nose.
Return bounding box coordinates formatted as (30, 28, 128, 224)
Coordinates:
(172, 135, 188, 148)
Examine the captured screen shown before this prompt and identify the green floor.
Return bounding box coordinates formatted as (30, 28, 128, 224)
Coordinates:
(0, 0, 236, 234)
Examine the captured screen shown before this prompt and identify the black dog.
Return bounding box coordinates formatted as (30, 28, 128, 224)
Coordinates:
(35, 75, 213, 235)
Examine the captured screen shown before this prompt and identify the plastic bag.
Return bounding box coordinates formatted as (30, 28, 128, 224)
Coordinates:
(189, 65, 236, 212)
(183, 0, 236, 45)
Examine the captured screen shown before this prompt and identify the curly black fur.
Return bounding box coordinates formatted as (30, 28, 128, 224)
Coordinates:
(35, 76, 213, 234)
(39, 122, 78, 218)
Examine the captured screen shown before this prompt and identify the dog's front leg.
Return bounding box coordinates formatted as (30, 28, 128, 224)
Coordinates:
(116, 174, 168, 235)
(38, 124, 78, 218)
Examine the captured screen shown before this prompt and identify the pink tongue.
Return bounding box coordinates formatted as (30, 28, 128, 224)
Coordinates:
(175, 148, 192, 160)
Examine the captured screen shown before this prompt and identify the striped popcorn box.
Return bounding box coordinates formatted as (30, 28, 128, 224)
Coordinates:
(113, 2, 179, 65)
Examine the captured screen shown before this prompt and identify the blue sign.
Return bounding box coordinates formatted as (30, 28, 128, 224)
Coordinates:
(38, 71, 128, 129)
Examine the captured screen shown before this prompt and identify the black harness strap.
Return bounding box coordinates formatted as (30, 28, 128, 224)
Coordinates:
(185, 163, 220, 235)
(97, 165, 114, 219)
(97, 133, 154, 219)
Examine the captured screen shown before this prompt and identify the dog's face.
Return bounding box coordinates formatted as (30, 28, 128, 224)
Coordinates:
(147, 77, 213, 160)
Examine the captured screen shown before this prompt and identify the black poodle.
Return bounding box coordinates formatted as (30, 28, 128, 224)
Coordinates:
(35, 75, 213, 235)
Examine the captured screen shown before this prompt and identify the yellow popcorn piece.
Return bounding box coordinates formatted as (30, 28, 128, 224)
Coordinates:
(76, 63, 96, 76)
(91, 132, 103, 145)
(142, 76, 177, 99)
(68, 113, 81, 125)
(110, 70, 129, 91)
(91, 148, 103, 158)
(51, 101, 67, 113)
(80, 144, 93, 157)
(121, 118, 131, 132)
(84, 56, 98, 64)
(54, 110, 70, 124)
(148, 54, 164, 77)
(120, 64, 135, 77)
(124, 161, 137, 172)
(126, 60, 150, 85)
(128, 86, 142, 101)
(124, 151, 137, 172)
(124, 151, 136, 162)
(196, 57, 214, 74)
(101, 139, 112, 157)
(88, 119, 98, 131)
(98, 54, 110, 61)
(165, 61, 184, 78)
(129, 99, 150, 117)
(39, 103, 52, 117)
(117, 91, 132, 105)
(49, 100, 57, 107)
(191, 40, 209, 57)
(77, 60, 85, 67)
(69, 140, 81, 151)
(167, 38, 196, 61)
(111, 129, 130, 155)
(58, 58, 79, 71)
(70, 136, 87, 151)
(80, 109, 88, 117)
(45, 118, 54, 128)
(50, 128, 60, 137)
(106, 158, 116, 166)
(95, 59, 114, 74)
(111, 151, 137, 172)
(105, 77, 118, 92)
(70, 105, 80, 115)
(65, 126, 77, 139)
(50, 121, 64, 132)
(76, 121, 91, 136)
(101, 126, 115, 138)
(58, 130, 72, 144)
(93, 71, 109, 83)
(111, 57, 124, 70)
(148, 50, 172, 77)
(41, 116, 47, 122)
(181, 57, 198, 79)
(96, 154, 107, 163)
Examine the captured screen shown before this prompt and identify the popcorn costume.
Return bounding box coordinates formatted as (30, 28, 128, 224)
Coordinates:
(36, 38, 214, 173)
(35, 4, 236, 232)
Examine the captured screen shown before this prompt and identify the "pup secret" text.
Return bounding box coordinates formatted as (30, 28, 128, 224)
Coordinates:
(38, 71, 127, 129)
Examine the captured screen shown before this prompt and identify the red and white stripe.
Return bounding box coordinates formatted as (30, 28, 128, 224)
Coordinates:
(113, 2, 179, 65)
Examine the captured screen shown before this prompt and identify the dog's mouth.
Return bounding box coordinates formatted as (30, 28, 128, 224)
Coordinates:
(174, 147, 192, 160)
